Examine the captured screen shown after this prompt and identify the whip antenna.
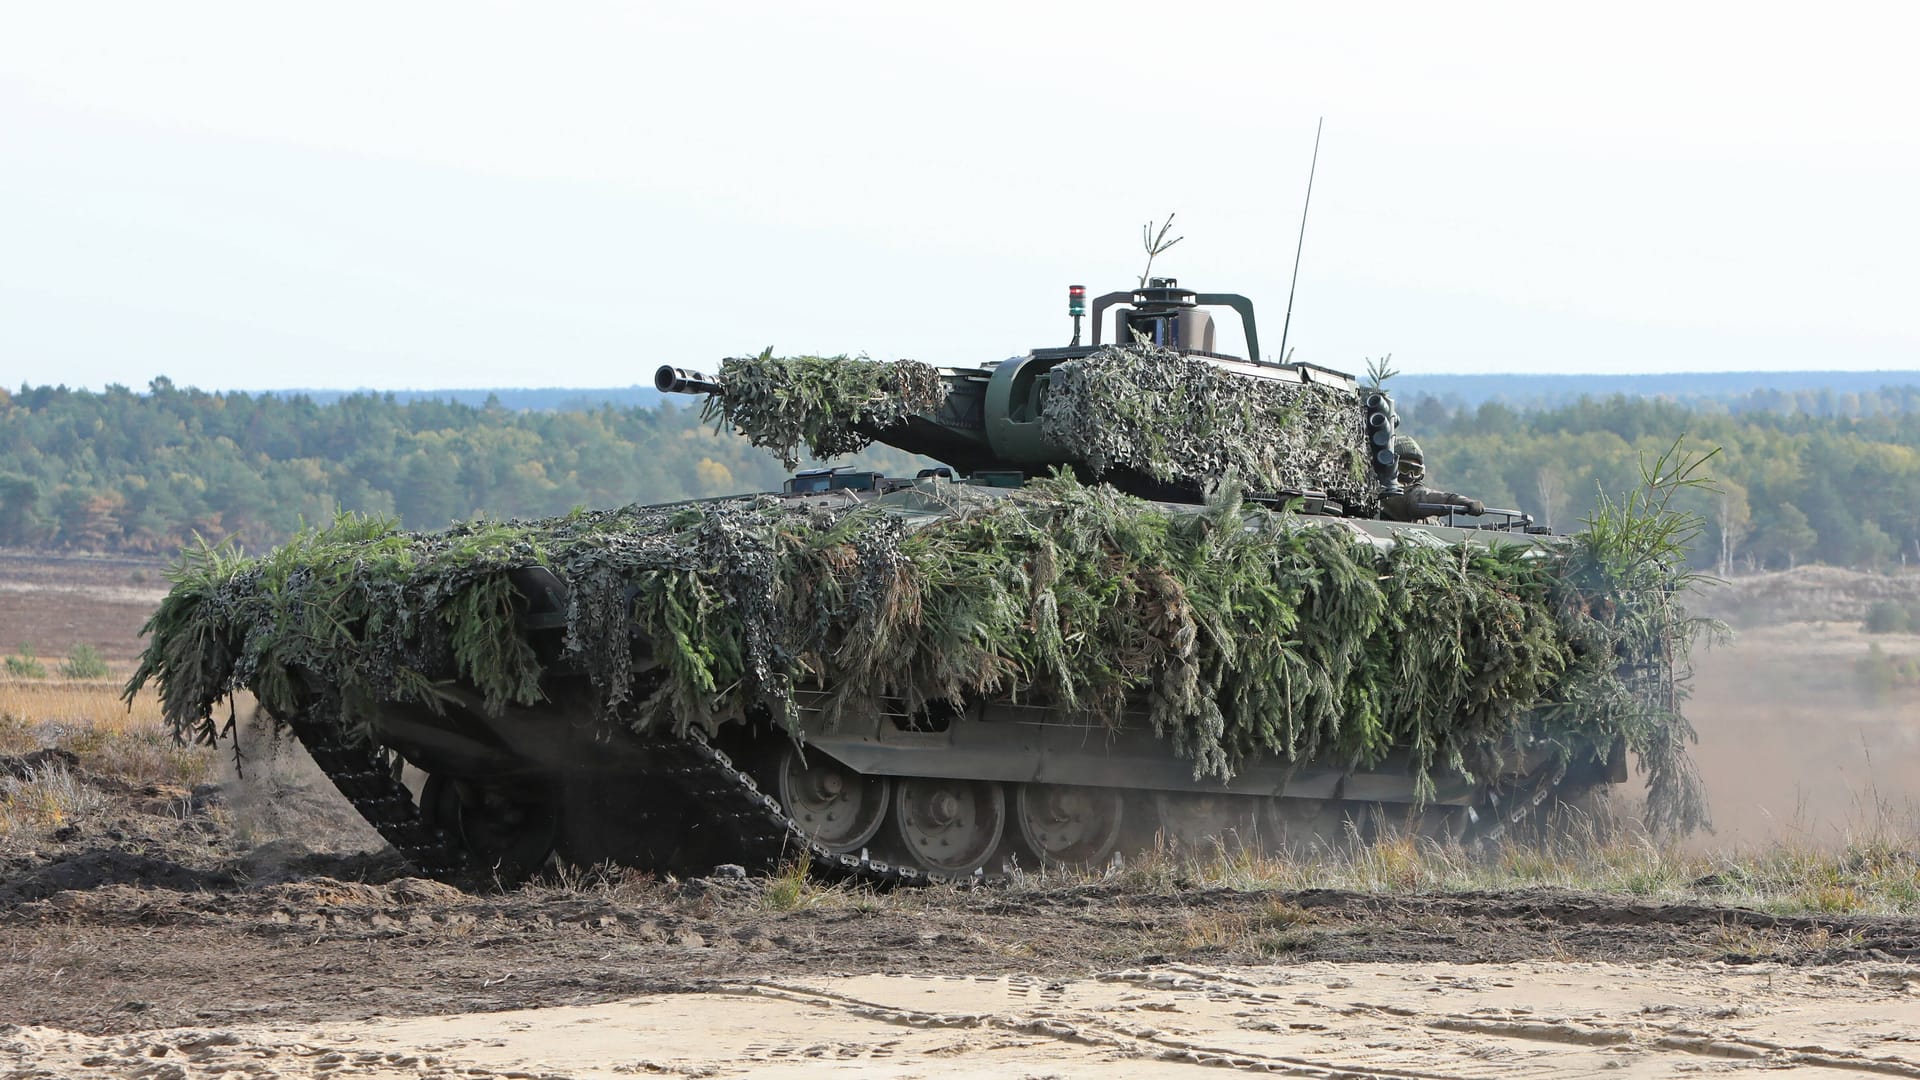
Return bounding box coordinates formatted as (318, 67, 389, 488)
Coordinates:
(1276, 117, 1323, 364)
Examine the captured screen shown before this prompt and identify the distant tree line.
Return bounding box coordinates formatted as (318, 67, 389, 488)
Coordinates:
(1401, 392, 1920, 572)
(2, 377, 1917, 571)
(0, 378, 913, 556)
(267, 373, 1920, 418)
(1394, 375, 1920, 418)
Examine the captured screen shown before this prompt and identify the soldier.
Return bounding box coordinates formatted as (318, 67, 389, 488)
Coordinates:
(1380, 435, 1485, 523)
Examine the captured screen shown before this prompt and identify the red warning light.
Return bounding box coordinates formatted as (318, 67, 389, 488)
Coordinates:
(1067, 285, 1087, 317)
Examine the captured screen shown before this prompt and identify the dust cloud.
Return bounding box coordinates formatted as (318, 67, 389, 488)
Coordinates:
(1683, 620, 1920, 849)
(216, 709, 388, 875)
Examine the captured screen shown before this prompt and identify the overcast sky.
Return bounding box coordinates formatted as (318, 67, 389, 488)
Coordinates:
(4, 1, 1918, 390)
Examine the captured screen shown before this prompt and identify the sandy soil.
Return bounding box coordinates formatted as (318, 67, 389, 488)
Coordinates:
(6, 959, 1919, 1079)
(4, 841, 1920, 1080)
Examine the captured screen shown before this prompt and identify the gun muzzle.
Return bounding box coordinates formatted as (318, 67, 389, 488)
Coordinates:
(655, 365, 721, 396)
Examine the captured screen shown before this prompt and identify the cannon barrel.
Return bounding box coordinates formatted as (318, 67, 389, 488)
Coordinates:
(655, 365, 721, 396)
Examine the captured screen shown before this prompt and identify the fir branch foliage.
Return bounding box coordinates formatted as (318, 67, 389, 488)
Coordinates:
(127, 470, 1711, 831)
(700, 351, 949, 468)
(1547, 440, 1726, 833)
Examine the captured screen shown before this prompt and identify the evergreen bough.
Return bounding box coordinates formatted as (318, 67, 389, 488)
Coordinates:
(699, 351, 948, 468)
(127, 463, 1714, 833)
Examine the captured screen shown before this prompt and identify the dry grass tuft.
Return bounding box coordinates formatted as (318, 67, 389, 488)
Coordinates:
(1, 677, 215, 843)
(525, 861, 682, 907)
(758, 856, 820, 912)
(0, 677, 213, 790)
(999, 809, 1920, 918)
(753, 853, 887, 913)
(0, 763, 111, 839)
(1180, 895, 1324, 957)
(0, 678, 167, 735)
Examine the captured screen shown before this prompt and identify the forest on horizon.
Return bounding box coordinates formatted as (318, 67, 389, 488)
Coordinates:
(250, 366, 1920, 416)
(3, 375, 1917, 573)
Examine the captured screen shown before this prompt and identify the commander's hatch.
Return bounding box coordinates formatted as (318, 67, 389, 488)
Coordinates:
(1085, 278, 1262, 364)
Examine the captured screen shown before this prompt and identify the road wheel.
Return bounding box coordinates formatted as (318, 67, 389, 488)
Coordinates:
(1014, 783, 1124, 869)
(891, 778, 1005, 875)
(1154, 792, 1262, 855)
(773, 745, 891, 854)
(421, 774, 558, 882)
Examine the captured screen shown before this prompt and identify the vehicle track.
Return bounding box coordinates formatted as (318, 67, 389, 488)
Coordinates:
(287, 700, 1577, 888)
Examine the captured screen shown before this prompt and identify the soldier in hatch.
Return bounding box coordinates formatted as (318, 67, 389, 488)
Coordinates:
(1380, 435, 1485, 523)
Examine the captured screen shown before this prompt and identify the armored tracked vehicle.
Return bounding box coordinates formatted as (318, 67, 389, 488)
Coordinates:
(131, 280, 1702, 884)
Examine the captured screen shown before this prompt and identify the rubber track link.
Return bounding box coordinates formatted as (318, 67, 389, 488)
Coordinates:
(287, 704, 1581, 888)
(666, 728, 941, 887)
(281, 709, 469, 880)
(1464, 757, 1572, 850)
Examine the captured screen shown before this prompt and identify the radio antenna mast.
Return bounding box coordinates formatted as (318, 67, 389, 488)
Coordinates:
(1276, 117, 1323, 364)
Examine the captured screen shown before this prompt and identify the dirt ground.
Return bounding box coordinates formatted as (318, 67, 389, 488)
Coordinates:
(4, 822, 1919, 1077)
(2, 554, 1918, 1077)
(0, 551, 167, 669)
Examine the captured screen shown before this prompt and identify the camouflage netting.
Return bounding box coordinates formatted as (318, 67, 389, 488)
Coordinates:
(1040, 345, 1377, 510)
(699, 351, 949, 468)
(128, 474, 1712, 831)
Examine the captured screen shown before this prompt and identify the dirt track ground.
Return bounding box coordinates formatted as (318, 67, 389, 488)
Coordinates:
(5, 855, 1920, 1077)
(3, 553, 1918, 1077)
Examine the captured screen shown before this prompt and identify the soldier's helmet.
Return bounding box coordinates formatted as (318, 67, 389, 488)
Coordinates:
(1393, 435, 1425, 484)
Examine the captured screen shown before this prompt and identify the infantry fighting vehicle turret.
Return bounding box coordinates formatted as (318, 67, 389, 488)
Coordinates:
(661, 280, 1509, 518)
(133, 279, 1672, 885)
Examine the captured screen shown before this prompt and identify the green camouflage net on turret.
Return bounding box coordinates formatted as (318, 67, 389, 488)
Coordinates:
(1041, 345, 1377, 510)
(699, 351, 949, 468)
(127, 472, 1713, 832)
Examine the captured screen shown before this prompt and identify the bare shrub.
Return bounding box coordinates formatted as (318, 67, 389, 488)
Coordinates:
(0, 763, 110, 840)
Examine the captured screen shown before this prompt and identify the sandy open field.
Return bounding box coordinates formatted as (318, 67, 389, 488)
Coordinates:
(2, 553, 1917, 1078)
(7, 960, 1919, 1078)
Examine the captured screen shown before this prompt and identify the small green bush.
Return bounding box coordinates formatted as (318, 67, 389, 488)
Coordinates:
(1855, 643, 1920, 701)
(58, 644, 110, 680)
(1862, 600, 1915, 635)
(4, 645, 47, 679)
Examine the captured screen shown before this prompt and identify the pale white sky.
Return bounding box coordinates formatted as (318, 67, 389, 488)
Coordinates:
(3, 1, 1917, 390)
